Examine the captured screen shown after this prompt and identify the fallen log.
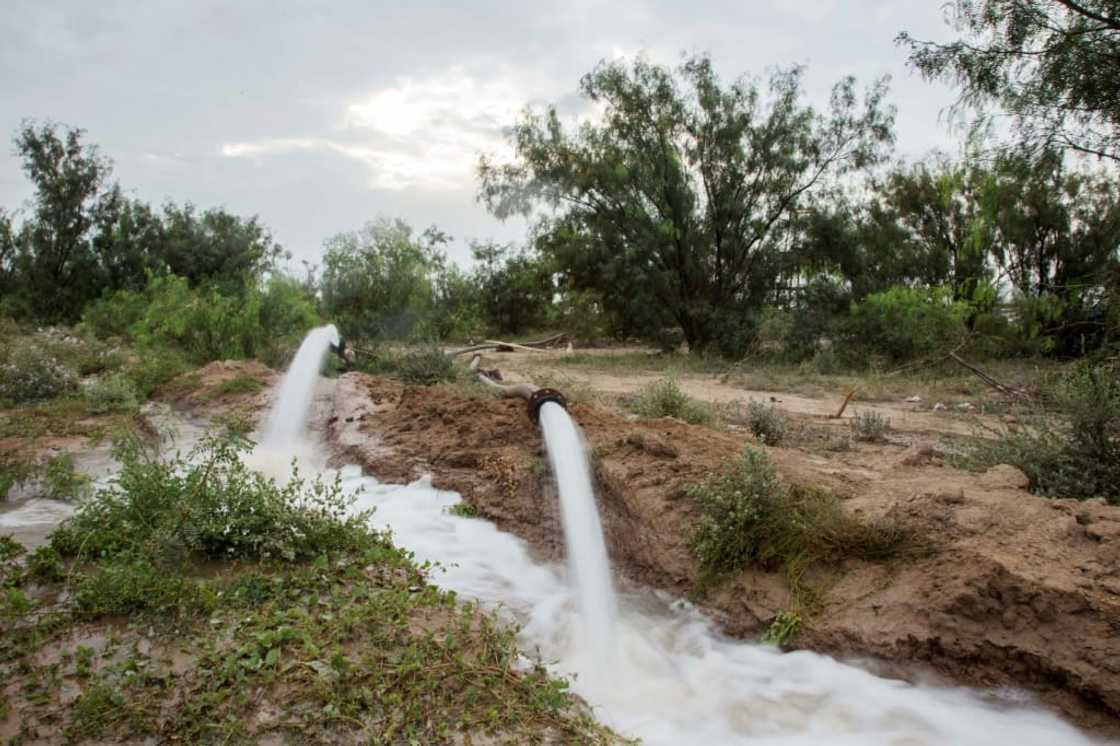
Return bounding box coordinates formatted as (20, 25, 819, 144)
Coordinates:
(949, 353, 1026, 398)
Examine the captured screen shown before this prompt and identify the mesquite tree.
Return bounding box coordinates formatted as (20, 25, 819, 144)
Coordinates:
(899, 0, 1120, 162)
(479, 55, 894, 355)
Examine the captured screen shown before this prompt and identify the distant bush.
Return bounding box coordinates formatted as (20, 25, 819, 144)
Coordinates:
(958, 364, 1119, 503)
(396, 345, 458, 385)
(850, 410, 890, 442)
(632, 377, 713, 425)
(0, 347, 78, 404)
(82, 374, 140, 414)
(844, 286, 969, 364)
(688, 447, 911, 587)
(124, 348, 191, 398)
(88, 273, 319, 368)
(746, 401, 788, 445)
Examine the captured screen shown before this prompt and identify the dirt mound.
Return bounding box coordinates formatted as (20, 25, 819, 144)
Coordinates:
(158, 359, 276, 422)
(327, 372, 1120, 736)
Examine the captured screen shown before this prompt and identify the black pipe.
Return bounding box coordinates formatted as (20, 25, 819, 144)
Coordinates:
(527, 387, 568, 424)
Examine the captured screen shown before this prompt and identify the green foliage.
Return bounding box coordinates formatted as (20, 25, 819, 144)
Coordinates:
(123, 348, 190, 398)
(480, 54, 894, 354)
(746, 401, 787, 445)
(82, 374, 140, 414)
(960, 364, 1120, 503)
(849, 411, 890, 443)
(51, 432, 376, 565)
(761, 611, 802, 646)
(26, 545, 65, 583)
(396, 345, 458, 386)
(845, 287, 969, 364)
(203, 375, 263, 399)
(470, 241, 554, 336)
(631, 377, 713, 425)
(0, 453, 37, 500)
(320, 219, 446, 343)
(74, 557, 213, 618)
(900, 0, 1120, 163)
(688, 448, 911, 589)
(0, 346, 78, 403)
(39, 454, 91, 501)
(447, 501, 481, 518)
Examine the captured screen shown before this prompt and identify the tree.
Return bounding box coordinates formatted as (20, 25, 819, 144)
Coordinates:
(159, 203, 285, 294)
(470, 242, 554, 335)
(7, 122, 122, 321)
(899, 0, 1120, 162)
(319, 219, 447, 341)
(479, 54, 894, 355)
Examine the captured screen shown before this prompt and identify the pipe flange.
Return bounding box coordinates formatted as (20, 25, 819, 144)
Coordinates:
(527, 387, 568, 424)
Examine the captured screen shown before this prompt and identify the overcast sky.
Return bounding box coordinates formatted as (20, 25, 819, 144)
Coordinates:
(0, 1, 961, 269)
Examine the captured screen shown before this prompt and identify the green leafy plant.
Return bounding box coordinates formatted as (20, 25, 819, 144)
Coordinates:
(746, 401, 787, 445)
(632, 377, 713, 425)
(850, 410, 890, 443)
(83, 374, 140, 414)
(957, 364, 1120, 503)
(396, 345, 458, 386)
(0, 346, 78, 403)
(40, 454, 91, 501)
(688, 447, 911, 595)
(761, 611, 802, 646)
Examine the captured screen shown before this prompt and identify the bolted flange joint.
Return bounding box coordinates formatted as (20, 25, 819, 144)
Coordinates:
(527, 388, 568, 424)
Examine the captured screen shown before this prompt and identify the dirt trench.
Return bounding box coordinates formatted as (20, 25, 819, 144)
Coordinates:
(326, 372, 1120, 737)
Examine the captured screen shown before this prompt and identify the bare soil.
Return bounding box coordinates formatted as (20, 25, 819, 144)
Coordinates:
(327, 357, 1120, 738)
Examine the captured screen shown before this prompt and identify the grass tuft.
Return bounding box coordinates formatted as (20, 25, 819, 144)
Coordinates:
(631, 377, 713, 425)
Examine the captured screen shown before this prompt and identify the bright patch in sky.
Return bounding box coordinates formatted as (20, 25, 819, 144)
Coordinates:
(222, 68, 521, 192)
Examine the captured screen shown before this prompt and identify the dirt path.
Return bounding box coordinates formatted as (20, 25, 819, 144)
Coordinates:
(327, 370, 1120, 738)
(486, 348, 992, 438)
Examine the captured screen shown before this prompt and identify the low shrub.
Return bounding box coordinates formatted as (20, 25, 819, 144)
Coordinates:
(39, 454, 92, 501)
(396, 345, 458, 386)
(73, 556, 213, 618)
(51, 432, 376, 564)
(0, 347, 78, 404)
(124, 349, 190, 398)
(688, 447, 911, 590)
(746, 401, 787, 445)
(843, 286, 969, 364)
(850, 411, 890, 443)
(632, 377, 713, 425)
(203, 375, 263, 399)
(958, 363, 1119, 503)
(83, 374, 140, 414)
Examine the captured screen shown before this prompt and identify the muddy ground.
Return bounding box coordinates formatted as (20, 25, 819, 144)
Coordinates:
(326, 353, 1120, 737)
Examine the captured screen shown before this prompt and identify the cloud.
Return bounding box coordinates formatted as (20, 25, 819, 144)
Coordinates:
(222, 68, 524, 191)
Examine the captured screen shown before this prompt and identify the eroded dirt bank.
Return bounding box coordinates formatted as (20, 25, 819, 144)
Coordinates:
(327, 371, 1120, 736)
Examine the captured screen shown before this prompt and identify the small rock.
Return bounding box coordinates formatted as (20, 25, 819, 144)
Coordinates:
(957, 402, 976, 411)
(979, 464, 1030, 490)
(904, 395, 921, 403)
(933, 402, 946, 411)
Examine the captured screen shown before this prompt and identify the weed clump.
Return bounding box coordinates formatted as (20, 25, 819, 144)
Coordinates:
(958, 364, 1120, 503)
(688, 447, 911, 594)
(632, 377, 713, 425)
(0, 346, 78, 404)
(203, 374, 264, 399)
(850, 410, 890, 442)
(746, 400, 787, 445)
(82, 374, 140, 414)
(396, 344, 458, 385)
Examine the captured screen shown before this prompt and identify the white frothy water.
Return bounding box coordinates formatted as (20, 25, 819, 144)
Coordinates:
(261, 324, 339, 448)
(538, 400, 618, 677)
(336, 471, 1096, 745)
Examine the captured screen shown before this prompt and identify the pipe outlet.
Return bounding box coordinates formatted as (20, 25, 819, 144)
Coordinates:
(527, 387, 568, 424)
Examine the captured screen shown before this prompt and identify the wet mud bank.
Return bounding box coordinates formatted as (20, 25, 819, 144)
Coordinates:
(327, 372, 1120, 736)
